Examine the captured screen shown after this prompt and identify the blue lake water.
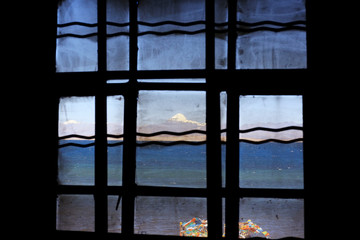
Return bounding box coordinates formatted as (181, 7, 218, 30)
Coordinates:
(57, 140, 304, 238)
(58, 141, 303, 189)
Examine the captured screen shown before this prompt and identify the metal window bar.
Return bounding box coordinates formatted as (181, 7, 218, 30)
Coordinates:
(54, 0, 307, 239)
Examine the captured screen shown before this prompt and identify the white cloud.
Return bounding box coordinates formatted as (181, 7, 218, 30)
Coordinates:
(63, 120, 80, 125)
(169, 113, 206, 127)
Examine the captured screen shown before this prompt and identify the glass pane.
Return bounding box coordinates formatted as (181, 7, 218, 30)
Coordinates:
(138, 0, 205, 23)
(215, 0, 228, 69)
(236, 0, 306, 69)
(135, 197, 207, 236)
(138, 0, 205, 70)
(220, 92, 227, 187)
(56, 194, 95, 232)
(237, 0, 306, 22)
(136, 91, 206, 188)
(138, 34, 205, 70)
(239, 95, 303, 189)
(56, 0, 98, 72)
(108, 195, 122, 233)
(107, 95, 124, 186)
(239, 198, 304, 239)
(107, 0, 129, 70)
(58, 97, 95, 185)
(239, 95, 303, 140)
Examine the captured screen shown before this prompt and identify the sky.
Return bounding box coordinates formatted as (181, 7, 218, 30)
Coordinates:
(58, 94, 302, 138)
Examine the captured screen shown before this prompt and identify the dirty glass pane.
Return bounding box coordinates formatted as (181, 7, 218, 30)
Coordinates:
(236, 0, 306, 69)
(107, 0, 129, 70)
(138, 0, 205, 70)
(56, 194, 95, 232)
(107, 95, 124, 186)
(138, 34, 205, 70)
(58, 97, 95, 185)
(215, 0, 228, 69)
(136, 91, 206, 188)
(239, 95, 303, 189)
(135, 197, 207, 236)
(56, 0, 98, 72)
(108, 195, 122, 233)
(239, 198, 304, 239)
(220, 92, 227, 187)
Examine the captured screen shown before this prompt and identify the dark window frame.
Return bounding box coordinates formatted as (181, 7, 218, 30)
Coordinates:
(53, 0, 309, 239)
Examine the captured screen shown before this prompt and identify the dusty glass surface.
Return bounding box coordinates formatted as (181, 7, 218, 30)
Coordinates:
(56, 194, 95, 232)
(136, 91, 206, 188)
(239, 198, 304, 239)
(108, 195, 122, 233)
(137, 0, 205, 70)
(135, 197, 207, 236)
(107, 95, 124, 186)
(239, 95, 303, 189)
(56, 0, 98, 72)
(236, 0, 306, 69)
(107, 0, 129, 70)
(58, 97, 95, 186)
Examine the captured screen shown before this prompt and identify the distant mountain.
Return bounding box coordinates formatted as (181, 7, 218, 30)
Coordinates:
(59, 118, 301, 141)
(137, 113, 206, 141)
(239, 122, 303, 141)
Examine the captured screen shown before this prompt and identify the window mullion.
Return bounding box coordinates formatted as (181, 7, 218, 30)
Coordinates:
(121, 0, 138, 238)
(225, 90, 239, 240)
(206, 0, 222, 239)
(94, 0, 108, 234)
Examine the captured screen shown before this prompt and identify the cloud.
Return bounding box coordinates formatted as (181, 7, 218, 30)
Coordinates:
(63, 120, 80, 125)
(169, 113, 206, 127)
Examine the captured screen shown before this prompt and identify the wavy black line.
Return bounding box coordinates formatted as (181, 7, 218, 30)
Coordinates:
(56, 32, 98, 38)
(58, 134, 95, 140)
(136, 140, 206, 147)
(57, 22, 98, 28)
(58, 141, 123, 148)
(58, 142, 95, 148)
(138, 20, 205, 27)
(106, 21, 130, 27)
(239, 126, 303, 133)
(239, 138, 303, 144)
(107, 134, 124, 139)
(136, 130, 206, 137)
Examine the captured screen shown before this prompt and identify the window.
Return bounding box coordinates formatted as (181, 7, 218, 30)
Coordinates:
(54, 0, 307, 239)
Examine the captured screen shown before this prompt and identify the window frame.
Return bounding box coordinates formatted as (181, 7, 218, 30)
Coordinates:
(53, 0, 309, 239)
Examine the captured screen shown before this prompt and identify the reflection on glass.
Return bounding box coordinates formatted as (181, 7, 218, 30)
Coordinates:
(108, 195, 122, 233)
(239, 95, 303, 189)
(107, 95, 124, 186)
(137, 0, 205, 70)
(236, 0, 306, 69)
(239, 95, 303, 139)
(136, 91, 206, 188)
(58, 97, 95, 185)
(215, 0, 228, 69)
(56, 194, 95, 232)
(135, 197, 207, 236)
(56, 0, 98, 72)
(239, 198, 304, 239)
(107, 0, 129, 70)
(138, 35, 205, 70)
